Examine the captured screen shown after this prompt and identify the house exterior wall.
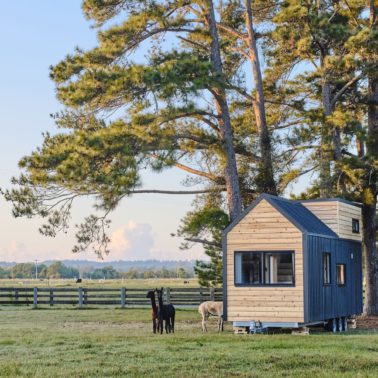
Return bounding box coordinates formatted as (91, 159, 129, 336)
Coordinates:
(304, 235, 363, 323)
(301, 200, 362, 241)
(301, 201, 339, 235)
(226, 199, 305, 323)
(337, 202, 362, 241)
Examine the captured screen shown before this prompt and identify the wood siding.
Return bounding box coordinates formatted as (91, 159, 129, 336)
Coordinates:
(301, 201, 339, 235)
(301, 201, 362, 241)
(226, 199, 304, 323)
(337, 202, 362, 241)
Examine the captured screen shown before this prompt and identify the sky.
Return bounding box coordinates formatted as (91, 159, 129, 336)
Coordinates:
(0, 1, 203, 263)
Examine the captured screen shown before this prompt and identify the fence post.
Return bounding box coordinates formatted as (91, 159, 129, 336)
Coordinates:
(49, 289, 54, 307)
(121, 287, 126, 308)
(33, 287, 38, 308)
(210, 287, 215, 301)
(84, 288, 88, 305)
(199, 287, 203, 303)
(78, 287, 83, 309)
(15, 288, 19, 304)
(165, 287, 171, 304)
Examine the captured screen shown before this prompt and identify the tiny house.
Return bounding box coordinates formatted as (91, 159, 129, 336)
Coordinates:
(222, 194, 363, 331)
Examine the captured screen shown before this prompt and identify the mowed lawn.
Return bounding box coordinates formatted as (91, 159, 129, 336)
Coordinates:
(0, 307, 378, 377)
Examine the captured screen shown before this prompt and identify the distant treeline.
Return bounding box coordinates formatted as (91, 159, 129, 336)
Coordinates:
(0, 261, 194, 280)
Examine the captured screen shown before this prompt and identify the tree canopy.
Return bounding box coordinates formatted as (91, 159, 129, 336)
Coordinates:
(3, 1, 378, 311)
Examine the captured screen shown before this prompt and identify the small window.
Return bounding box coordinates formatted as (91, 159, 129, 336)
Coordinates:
(323, 253, 331, 285)
(352, 218, 360, 234)
(235, 251, 294, 286)
(336, 264, 346, 285)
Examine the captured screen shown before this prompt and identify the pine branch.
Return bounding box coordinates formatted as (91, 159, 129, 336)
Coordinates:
(331, 73, 363, 108)
(130, 188, 224, 195)
(184, 237, 222, 248)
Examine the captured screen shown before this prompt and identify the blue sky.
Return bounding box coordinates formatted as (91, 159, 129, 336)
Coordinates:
(0, 1, 202, 262)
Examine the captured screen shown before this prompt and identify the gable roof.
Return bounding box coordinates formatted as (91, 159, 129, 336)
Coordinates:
(224, 194, 338, 238)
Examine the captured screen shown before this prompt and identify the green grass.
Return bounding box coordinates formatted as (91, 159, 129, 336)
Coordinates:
(0, 278, 200, 288)
(0, 307, 378, 377)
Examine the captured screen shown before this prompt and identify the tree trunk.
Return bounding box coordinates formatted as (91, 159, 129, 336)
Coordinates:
(244, 0, 277, 195)
(363, 0, 378, 315)
(362, 203, 378, 315)
(206, 0, 242, 221)
(319, 48, 334, 198)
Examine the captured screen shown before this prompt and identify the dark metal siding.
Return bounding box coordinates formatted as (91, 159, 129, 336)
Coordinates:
(305, 235, 363, 322)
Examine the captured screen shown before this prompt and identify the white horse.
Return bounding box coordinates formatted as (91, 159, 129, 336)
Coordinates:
(198, 301, 223, 332)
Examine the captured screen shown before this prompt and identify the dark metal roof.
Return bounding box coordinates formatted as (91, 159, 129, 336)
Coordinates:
(224, 194, 338, 238)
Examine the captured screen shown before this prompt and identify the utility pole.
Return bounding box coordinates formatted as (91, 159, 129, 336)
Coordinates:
(34, 259, 38, 280)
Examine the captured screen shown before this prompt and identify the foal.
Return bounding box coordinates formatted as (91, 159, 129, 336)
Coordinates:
(156, 287, 175, 334)
(198, 301, 223, 332)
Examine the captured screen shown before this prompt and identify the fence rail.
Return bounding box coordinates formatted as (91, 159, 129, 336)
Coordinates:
(0, 287, 223, 308)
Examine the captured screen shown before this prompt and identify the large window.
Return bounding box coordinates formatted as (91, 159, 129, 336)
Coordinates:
(336, 264, 346, 285)
(323, 253, 331, 285)
(235, 251, 294, 286)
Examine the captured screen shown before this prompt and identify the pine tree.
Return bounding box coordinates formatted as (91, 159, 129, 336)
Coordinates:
(4, 1, 303, 259)
(270, 0, 364, 196)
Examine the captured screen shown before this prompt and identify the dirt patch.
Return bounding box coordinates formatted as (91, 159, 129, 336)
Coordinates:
(356, 316, 378, 329)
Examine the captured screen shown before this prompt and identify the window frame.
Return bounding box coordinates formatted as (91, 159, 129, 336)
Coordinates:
(336, 263, 347, 286)
(234, 250, 295, 287)
(323, 252, 331, 286)
(352, 218, 360, 234)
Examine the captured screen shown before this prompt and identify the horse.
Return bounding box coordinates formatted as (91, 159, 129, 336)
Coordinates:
(198, 301, 223, 332)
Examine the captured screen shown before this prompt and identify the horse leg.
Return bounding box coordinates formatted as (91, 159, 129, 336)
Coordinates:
(171, 314, 175, 333)
(153, 318, 156, 334)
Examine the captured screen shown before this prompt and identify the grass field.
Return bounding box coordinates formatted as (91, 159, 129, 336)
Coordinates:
(0, 278, 200, 288)
(0, 307, 378, 377)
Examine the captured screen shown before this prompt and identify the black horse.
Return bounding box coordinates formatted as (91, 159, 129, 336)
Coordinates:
(155, 287, 175, 334)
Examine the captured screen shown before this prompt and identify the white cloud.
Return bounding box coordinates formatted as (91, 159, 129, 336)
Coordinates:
(107, 221, 205, 261)
(109, 221, 155, 260)
(0, 241, 27, 261)
(0, 221, 206, 262)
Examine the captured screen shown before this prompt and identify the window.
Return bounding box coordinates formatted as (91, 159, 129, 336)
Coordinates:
(323, 253, 331, 285)
(336, 264, 346, 285)
(352, 218, 360, 234)
(235, 251, 294, 286)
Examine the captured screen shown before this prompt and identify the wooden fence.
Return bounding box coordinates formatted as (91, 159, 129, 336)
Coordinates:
(0, 287, 223, 308)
